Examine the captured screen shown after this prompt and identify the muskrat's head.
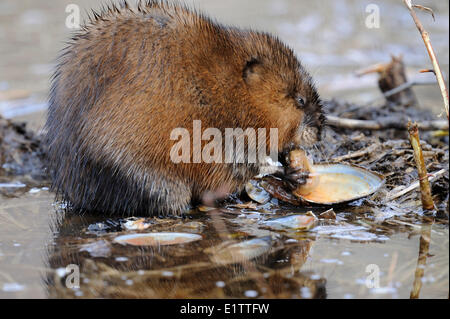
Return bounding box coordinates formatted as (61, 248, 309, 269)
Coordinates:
(241, 32, 325, 150)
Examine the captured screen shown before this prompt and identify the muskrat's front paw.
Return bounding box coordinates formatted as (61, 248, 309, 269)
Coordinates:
(282, 167, 310, 191)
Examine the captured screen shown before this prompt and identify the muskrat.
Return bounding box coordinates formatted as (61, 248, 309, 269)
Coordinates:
(45, 0, 325, 216)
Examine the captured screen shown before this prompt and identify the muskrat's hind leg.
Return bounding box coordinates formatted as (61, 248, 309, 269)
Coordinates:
(144, 177, 192, 217)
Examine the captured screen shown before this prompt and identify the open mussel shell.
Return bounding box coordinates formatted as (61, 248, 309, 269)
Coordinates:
(114, 232, 202, 246)
(293, 163, 385, 205)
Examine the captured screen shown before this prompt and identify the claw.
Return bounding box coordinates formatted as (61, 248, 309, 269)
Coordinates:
(282, 166, 310, 190)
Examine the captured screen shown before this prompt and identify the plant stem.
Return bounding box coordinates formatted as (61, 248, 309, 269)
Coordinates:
(407, 121, 435, 210)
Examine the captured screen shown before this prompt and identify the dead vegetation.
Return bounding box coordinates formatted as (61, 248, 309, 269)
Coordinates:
(0, 115, 48, 196)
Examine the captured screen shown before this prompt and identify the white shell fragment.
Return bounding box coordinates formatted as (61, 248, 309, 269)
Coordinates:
(114, 232, 202, 246)
(122, 218, 152, 230)
(263, 214, 316, 231)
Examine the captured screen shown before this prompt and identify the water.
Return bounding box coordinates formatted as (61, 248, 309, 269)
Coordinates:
(0, 190, 448, 298)
(0, 0, 448, 299)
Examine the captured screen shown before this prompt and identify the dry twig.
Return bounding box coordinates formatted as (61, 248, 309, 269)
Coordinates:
(366, 79, 437, 105)
(326, 115, 448, 131)
(332, 143, 379, 162)
(403, 0, 449, 119)
(407, 122, 435, 210)
(386, 168, 445, 201)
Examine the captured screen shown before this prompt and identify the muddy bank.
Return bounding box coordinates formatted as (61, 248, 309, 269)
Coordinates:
(0, 116, 49, 196)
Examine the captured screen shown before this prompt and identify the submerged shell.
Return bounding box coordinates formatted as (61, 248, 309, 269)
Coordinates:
(208, 237, 272, 265)
(245, 180, 271, 204)
(293, 164, 384, 205)
(263, 214, 316, 231)
(114, 232, 202, 246)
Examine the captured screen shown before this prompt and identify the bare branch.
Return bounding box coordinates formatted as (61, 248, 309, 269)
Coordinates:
(412, 4, 435, 21)
(326, 115, 448, 131)
(403, 0, 449, 119)
(386, 169, 445, 201)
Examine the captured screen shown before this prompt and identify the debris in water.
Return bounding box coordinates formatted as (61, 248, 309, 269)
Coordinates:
(122, 218, 152, 230)
(207, 237, 272, 265)
(176, 221, 205, 230)
(86, 220, 121, 234)
(313, 225, 389, 242)
(79, 240, 111, 258)
(263, 214, 316, 231)
(228, 201, 259, 209)
(319, 208, 337, 220)
(198, 205, 216, 212)
(312, 225, 368, 235)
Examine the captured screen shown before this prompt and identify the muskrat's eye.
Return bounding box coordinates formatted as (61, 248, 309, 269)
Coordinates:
(296, 96, 306, 107)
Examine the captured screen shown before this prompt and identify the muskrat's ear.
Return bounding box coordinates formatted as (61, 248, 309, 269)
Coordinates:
(243, 57, 263, 85)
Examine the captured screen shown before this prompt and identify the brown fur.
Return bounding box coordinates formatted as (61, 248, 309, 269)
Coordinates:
(45, 0, 324, 216)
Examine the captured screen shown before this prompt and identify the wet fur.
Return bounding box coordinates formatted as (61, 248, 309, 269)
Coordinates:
(45, 0, 324, 216)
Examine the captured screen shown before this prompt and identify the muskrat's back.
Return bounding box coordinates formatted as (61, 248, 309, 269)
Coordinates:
(45, 1, 324, 216)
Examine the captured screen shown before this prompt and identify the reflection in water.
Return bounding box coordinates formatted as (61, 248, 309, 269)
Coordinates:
(42, 208, 326, 298)
(410, 222, 432, 299)
(0, 187, 447, 298)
